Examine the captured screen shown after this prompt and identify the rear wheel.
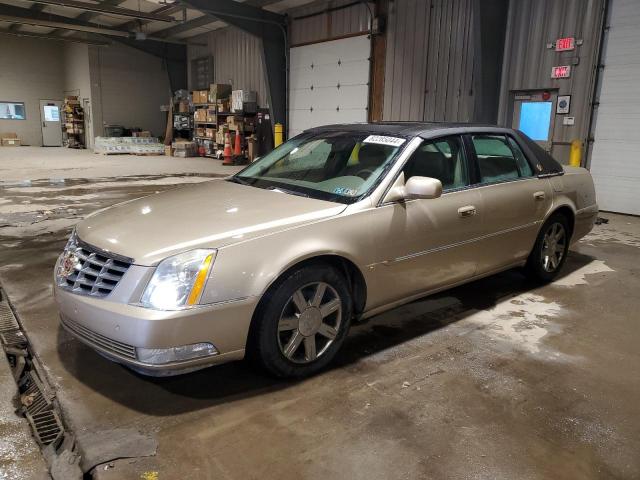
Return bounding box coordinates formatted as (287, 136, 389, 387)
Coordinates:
(525, 213, 570, 282)
(251, 265, 352, 378)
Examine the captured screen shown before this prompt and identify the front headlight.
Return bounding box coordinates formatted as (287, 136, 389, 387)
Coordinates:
(140, 249, 216, 310)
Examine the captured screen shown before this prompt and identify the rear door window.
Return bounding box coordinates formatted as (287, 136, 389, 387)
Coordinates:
(471, 135, 534, 184)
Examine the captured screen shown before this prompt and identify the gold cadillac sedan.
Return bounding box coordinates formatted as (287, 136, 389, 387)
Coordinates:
(54, 123, 598, 377)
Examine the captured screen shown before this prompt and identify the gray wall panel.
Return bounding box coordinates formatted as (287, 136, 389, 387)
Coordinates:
(383, 0, 476, 123)
(497, 0, 605, 161)
(188, 28, 269, 108)
(289, 0, 371, 46)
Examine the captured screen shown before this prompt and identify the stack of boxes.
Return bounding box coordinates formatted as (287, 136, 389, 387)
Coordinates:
(63, 96, 85, 149)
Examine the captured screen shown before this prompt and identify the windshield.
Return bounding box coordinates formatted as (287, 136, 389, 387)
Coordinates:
(230, 131, 408, 203)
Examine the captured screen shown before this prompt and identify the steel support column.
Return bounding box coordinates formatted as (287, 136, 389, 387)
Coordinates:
(115, 40, 188, 92)
(472, 0, 509, 124)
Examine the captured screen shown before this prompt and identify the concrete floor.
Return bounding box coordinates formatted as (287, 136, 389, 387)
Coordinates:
(1, 147, 639, 479)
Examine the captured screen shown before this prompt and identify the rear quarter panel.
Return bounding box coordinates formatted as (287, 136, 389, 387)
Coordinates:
(549, 166, 598, 242)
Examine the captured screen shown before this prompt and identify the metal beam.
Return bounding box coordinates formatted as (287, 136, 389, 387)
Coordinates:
(0, 4, 200, 45)
(153, 13, 217, 38)
(115, 39, 188, 92)
(49, 0, 127, 37)
(24, 0, 176, 22)
(180, 0, 288, 128)
(0, 13, 132, 37)
(117, 3, 185, 31)
(0, 27, 110, 45)
(153, 0, 282, 39)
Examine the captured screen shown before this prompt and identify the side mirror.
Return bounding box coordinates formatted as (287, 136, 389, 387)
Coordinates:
(384, 176, 443, 203)
(404, 176, 443, 199)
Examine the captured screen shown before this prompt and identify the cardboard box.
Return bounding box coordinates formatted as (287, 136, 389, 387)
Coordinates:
(247, 135, 257, 162)
(205, 108, 217, 123)
(205, 128, 216, 138)
(192, 90, 208, 104)
(195, 127, 206, 137)
(164, 145, 173, 156)
(132, 131, 151, 137)
(1, 133, 21, 147)
(178, 100, 190, 113)
(194, 109, 207, 122)
(232, 90, 257, 112)
(217, 99, 231, 113)
(216, 125, 229, 145)
(209, 84, 232, 102)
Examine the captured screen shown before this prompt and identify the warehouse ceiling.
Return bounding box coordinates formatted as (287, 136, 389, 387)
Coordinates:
(0, 0, 317, 45)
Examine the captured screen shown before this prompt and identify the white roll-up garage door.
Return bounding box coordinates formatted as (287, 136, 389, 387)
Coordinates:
(289, 35, 371, 138)
(590, 0, 640, 215)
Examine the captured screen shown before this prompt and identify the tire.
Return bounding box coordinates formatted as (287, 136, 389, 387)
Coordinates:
(525, 213, 571, 282)
(250, 264, 353, 378)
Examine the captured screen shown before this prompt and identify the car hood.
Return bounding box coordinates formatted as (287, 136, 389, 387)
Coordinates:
(76, 179, 346, 265)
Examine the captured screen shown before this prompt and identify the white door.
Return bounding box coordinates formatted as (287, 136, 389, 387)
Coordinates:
(589, 0, 640, 215)
(40, 100, 63, 147)
(289, 35, 371, 138)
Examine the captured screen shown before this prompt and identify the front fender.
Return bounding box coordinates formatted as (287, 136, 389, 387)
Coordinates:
(199, 208, 376, 305)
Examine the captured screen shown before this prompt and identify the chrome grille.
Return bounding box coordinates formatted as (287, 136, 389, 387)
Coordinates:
(56, 233, 132, 298)
(61, 315, 137, 360)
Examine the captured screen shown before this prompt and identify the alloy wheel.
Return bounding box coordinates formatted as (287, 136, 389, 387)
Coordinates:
(277, 282, 342, 364)
(541, 222, 566, 272)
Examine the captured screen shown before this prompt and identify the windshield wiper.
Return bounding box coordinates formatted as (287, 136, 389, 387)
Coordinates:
(229, 176, 250, 185)
(267, 186, 309, 198)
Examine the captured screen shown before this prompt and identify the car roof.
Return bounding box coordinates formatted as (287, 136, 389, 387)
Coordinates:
(303, 122, 564, 176)
(304, 122, 514, 139)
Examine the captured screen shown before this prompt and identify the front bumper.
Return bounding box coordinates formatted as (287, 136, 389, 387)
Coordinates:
(54, 284, 259, 375)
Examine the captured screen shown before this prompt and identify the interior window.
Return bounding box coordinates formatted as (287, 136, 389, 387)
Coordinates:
(402, 136, 469, 190)
(472, 135, 532, 184)
(0, 101, 26, 120)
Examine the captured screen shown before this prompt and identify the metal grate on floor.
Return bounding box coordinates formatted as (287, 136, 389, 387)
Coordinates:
(26, 410, 64, 447)
(0, 329, 27, 348)
(0, 301, 20, 332)
(20, 371, 52, 416)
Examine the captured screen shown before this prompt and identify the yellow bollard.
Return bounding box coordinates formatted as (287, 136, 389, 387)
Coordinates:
(274, 123, 283, 147)
(569, 139, 582, 167)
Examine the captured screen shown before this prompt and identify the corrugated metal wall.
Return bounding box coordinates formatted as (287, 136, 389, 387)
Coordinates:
(289, 0, 371, 46)
(497, 0, 605, 160)
(383, 0, 476, 122)
(188, 28, 269, 107)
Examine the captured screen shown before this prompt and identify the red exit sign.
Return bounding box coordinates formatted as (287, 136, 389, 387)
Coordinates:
(556, 37, 575, 51)
(551, 65, 571, 79)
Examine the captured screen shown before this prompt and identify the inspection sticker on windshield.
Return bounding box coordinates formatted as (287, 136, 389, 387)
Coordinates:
(363, 135, 406, 147)
(334, 187, 358, 196)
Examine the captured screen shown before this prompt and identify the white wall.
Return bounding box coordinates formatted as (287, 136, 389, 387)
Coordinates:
(89, 43, 171, 137)
(0, 36, 64, 146)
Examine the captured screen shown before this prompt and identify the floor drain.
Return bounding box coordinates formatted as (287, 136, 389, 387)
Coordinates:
(0, 301, 20, 331)
(27, 410, 64, 447)
(1, 287, 76, 476)
(1, 329, 27, 348)
(20, 371, 54, 416)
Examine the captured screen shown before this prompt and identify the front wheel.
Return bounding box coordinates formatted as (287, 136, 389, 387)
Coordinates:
(251, 264, 352, 378)
(525, 213, 570, 282)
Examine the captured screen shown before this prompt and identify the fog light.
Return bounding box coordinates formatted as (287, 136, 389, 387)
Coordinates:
(136, 343, 218, 365)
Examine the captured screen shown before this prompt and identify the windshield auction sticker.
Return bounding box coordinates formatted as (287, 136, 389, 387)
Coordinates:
(363, 135, 406, 147)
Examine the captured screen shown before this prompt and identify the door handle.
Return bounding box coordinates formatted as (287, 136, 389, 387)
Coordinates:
(458, 205, 477, 217)
(533, 191, 546, 201)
